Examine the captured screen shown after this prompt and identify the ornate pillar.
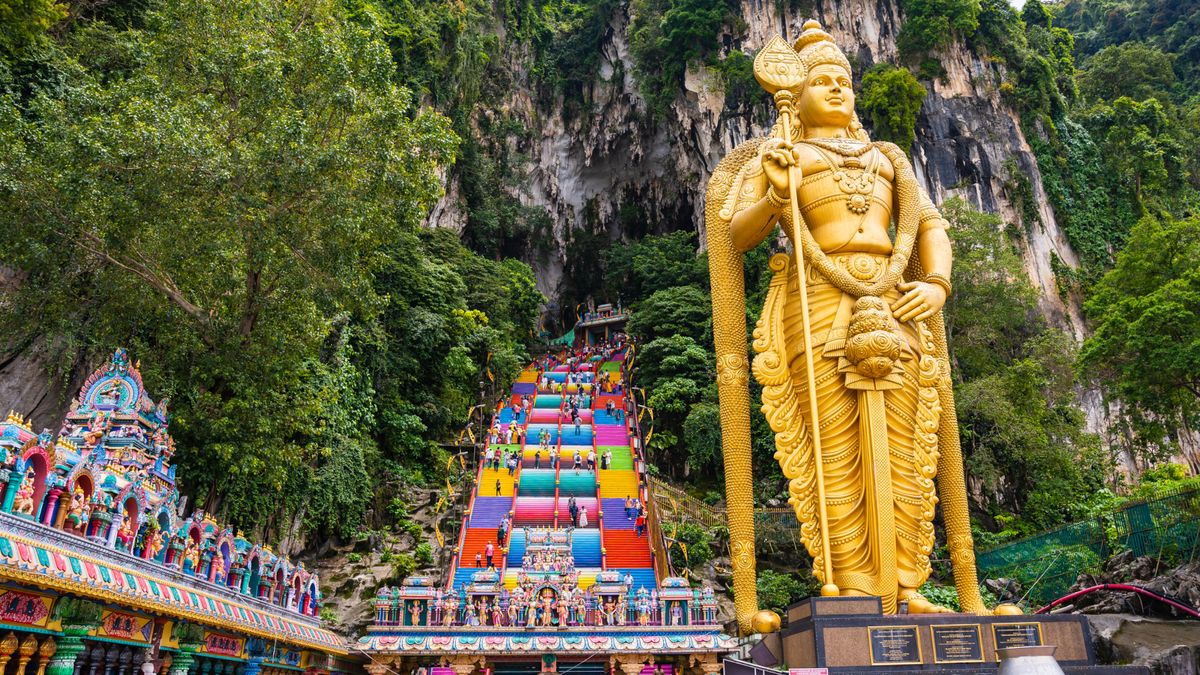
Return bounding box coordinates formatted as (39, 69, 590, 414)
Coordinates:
(166, 644, 198, 675)
(86, 644, 104, 675)
(16, 634, 38, 675)
(2, 473, 21, 512)
(363, 664, 389, 675)
(117, 648, 132, 675)
(106, 514, 123, 548)
(41, 488, 62, 525)
(102, 644, 119, 675)
(34, 637, 56, 675)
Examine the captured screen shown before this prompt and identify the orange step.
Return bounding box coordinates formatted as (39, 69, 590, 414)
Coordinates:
(458, 529, 502, 567)
(602, 529, 653, 567)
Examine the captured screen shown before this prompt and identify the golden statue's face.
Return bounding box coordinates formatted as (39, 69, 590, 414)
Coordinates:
(797, 64, 855, 131)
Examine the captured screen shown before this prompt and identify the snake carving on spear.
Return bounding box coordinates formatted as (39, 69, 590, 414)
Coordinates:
(704, 22, 1019, 634)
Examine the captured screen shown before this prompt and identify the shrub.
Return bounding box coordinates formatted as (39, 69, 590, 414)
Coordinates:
(859, 64, 927, 150)
(756, 569, 814, 615)
(391, 553, 418, 581)
(415, 542, 434, 566)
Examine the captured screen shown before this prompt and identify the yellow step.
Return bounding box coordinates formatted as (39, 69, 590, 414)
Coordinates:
(598, 469, 638, 498)
(480, 468, 516, 497)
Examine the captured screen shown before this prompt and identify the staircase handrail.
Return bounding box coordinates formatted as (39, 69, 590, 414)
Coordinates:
(622, 356, 674, 580)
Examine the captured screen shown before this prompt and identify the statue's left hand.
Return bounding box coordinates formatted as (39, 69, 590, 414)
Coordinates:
(892, 281, 946, 323)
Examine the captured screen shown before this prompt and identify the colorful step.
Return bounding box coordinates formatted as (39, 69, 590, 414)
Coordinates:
(597, 469, 637, 498)
(600, 498, 637, 529)
(458, 529, 502, 567)
(571, 528, 602, 567)
(513, 496, 556, 525)
(612, 567, 657, 592)
(557, 472, 597, 497)
(517, 468, 557, 496)
(594, 425, 628, 445)
(469, 497, 512, 528)
(598, 446, 633, 470)
(480, 467, 516, 497)
(603, 530, 653, 567)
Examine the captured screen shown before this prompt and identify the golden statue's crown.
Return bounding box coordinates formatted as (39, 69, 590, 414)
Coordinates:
(793, 19, 852, 78)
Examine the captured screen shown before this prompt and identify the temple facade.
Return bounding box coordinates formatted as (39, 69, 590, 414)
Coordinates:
(0, 350, 355, 675)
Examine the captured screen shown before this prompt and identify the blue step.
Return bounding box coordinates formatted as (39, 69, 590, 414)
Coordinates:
(560, 429, 593, 445)
(613, 567, 657, 591)
(450, 567, 475, 591)
(593, 411, 624, 425)
(572, 529, 602, 567)
(526, 424, 559, 443)
(506, 530, 526, 566)
(497, 409, 527, 424)
(469, 497, 510, 528)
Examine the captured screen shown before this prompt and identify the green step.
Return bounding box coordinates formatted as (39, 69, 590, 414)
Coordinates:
(598, 446, 633, 470)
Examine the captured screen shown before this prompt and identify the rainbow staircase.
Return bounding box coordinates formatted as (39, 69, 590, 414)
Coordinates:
(362, 345, 737, 666)
(448, 351, 661, 596)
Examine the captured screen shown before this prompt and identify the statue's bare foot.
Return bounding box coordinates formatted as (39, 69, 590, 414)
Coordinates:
(898, 589, 955, 614)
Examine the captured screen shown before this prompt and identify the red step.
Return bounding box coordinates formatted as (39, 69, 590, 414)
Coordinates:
(458, 529, 501, 567)
(602, 529, 653, 568)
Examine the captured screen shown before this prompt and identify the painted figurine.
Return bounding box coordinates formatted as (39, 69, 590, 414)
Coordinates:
(11, 470, 36, 515)
(65, 487, 89, 532)
(115, 519, 135, 551)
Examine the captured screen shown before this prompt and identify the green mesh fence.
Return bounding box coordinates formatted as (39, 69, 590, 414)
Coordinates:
(976, 487, 1200, 607)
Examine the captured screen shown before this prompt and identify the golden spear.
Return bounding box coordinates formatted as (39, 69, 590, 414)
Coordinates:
(753, 37, 838, 597)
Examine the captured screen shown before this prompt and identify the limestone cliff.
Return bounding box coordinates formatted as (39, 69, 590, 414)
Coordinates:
(430, 0, 1085, 336)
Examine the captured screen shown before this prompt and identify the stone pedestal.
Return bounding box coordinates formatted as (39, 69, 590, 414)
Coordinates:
(775, 597, 1150, 674)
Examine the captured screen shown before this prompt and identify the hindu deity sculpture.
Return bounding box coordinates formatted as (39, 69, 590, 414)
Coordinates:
(115, 519, 135, 551)
(12, 470, 36, 515)
(65, 487, 89, 532)
(181, 539, 199, 575)
(706, 21, 1015, 629)
(211, 549, 226, 584)
(145, 528, 164, 560)
(82, 412, 110, 448)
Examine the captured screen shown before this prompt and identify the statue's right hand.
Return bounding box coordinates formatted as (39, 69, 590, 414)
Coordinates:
(761, 138, 800, 198)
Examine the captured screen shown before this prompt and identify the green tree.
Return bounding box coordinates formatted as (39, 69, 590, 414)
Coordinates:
(858, 64, 927, 150)
(0, 0, 457, 532)
(604, 230, 708, 302)
(941, 200, 1110, 530)
(626, 285, 712, 345)
(1078, 42, 1176, 104)
(897, 0, 981, 58)
(0, 0, 66, 62)
(756, 569, 815, 615)
(1079, 214, 1200, 461)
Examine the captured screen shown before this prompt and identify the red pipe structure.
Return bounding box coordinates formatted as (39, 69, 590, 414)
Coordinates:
(1035, 583, 1200, 619)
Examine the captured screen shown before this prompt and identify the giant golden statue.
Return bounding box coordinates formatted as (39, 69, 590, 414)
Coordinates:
(706, 22, 1003, 633)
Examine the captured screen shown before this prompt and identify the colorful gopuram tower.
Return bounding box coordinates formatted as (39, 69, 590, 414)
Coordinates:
(0, 350, 354, 675)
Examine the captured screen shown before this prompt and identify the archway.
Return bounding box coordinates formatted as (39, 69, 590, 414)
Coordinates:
(17, 452, 49, 517)
(248, 556, 262, 597)
(217, 542, 231, 584)
(272, 567, 285, 606)
(116, 496, 139, 551)
(63, 474, 94, 533)
(290, 576, 302, 610)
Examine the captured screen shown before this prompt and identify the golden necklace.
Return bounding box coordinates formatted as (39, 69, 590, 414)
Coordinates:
(810, 145, 881, 215)
(803, 137, 873, 157)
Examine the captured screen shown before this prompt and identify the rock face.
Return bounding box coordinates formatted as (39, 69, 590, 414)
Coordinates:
(1088, 615, 1200, 675)
(430, 0, 1085, 338)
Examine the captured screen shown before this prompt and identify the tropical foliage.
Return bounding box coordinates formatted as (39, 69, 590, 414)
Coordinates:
(0, 0, 542, 542)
